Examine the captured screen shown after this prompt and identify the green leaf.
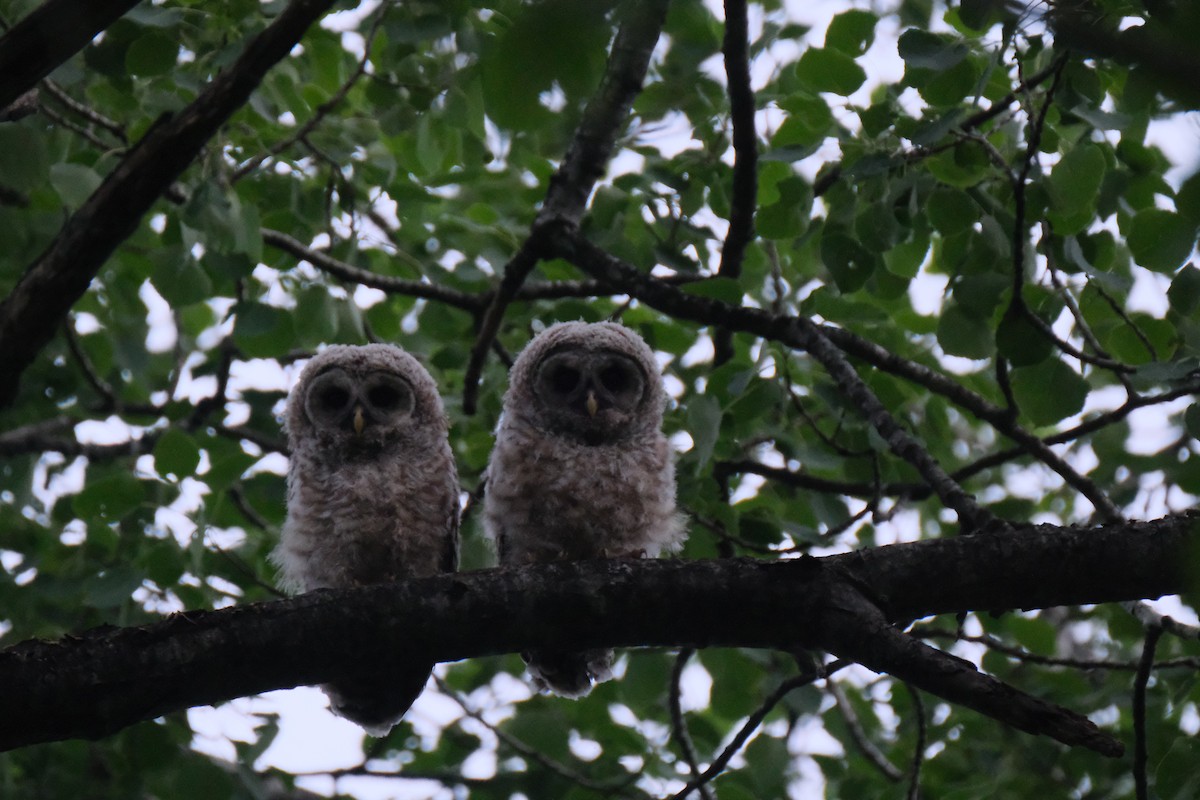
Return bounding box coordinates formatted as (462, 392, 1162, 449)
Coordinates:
(825, 10, 878, 56)
(1185, 403, 1200, 442)
(926, 187, 976, 235)
(49, 163, 103, 209)
(1169, 265, 1200, 315)
(681, 277, 744, 304)
(152, 254, 214, 308)
(1047, 143, 1106, 235)
(1156, 737, 1200, 800)
(232, 302, 296, 358)
(756, 176, 811, 239)
(794, 47, 867, 96)
(772, 96, 834, 149)
(898, 29, 968, 70)
(996, 309, 1053, 366)
(1177, 170, 1200, 224)
(73, 472, 145, 521)
(1128, 209, 1197, 273)
(0, 125, 48, 192)
(126, 31, 179, 76)
(937, 302, 993, 358)
(821, 232, 877, 293)
(83, 567, 145, 609)
(1010, 359, 1090, 425)
(153, 429, 201, 479)
(687, 394, 723, 470)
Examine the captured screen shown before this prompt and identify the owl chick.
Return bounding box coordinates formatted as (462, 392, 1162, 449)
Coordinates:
(275, 343, 459, 735)
(484, 321, 685, 696)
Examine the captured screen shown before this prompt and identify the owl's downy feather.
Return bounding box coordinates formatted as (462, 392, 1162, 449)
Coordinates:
(275, 344, 459, 735)
(484, 322, 685, 696)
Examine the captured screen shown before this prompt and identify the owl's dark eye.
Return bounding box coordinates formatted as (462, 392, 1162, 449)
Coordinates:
(549, 364, 582, 394)
(362, 374, 414, 415)
(598, 363, 631, 393)
(368, 384, 402, 410)
(319, 386, 351, 410)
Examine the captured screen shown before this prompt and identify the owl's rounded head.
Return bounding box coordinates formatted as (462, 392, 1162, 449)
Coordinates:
(506, 321, 665, 446)
(287, 343, 447, 454)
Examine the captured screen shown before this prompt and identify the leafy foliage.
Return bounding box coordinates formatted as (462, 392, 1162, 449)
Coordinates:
(1, 0, 1200, 798)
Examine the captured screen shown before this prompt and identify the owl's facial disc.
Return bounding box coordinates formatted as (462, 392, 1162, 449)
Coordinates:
(535, 350, 647, 442)
(305, 367, 415, 439)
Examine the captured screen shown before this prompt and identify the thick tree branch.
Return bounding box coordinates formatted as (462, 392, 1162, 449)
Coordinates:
(1, 515, 1194, 753)
(0, 0, 141, 112)
(0, 0, 339, 408)
(461, 0, 668, 413)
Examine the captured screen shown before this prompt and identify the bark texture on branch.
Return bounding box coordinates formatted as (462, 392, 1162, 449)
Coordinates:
(0, 0, 141, 113)
(0, 514, 1195, 753)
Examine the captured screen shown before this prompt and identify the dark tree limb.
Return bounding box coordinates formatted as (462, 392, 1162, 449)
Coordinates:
(0, 0, 339, 408)
(1, 514, 1195, 753)
(461, 0, 669, 413)
(0, 0, 141, 112)
(712, 0, 757, 366)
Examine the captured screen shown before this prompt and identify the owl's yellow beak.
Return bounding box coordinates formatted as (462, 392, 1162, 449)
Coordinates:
(353, 405, 365, 435)
(586, 390, 599, 417)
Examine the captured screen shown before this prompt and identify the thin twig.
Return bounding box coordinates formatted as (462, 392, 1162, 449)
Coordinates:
(669, 649, 714, 800)
(828, 678, 903, 782)
(1123, 600, 1200, 641)
(904, 684, 926, 800)
(666, 660, 849, 800)
(1133, 625, 1163, 800)
(232, 7, 389, 182)
(432, 677, 638, 795)
(1008, 54, 1067, 312)
(41, 78, 126, 142)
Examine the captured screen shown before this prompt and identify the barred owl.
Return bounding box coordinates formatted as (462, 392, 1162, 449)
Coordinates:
(275, 343, 459, 735)
(484, 321, 685, 696)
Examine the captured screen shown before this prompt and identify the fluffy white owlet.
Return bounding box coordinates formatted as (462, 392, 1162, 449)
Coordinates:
(275, 343, 459, 735)
(484, 321, 685, 696)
